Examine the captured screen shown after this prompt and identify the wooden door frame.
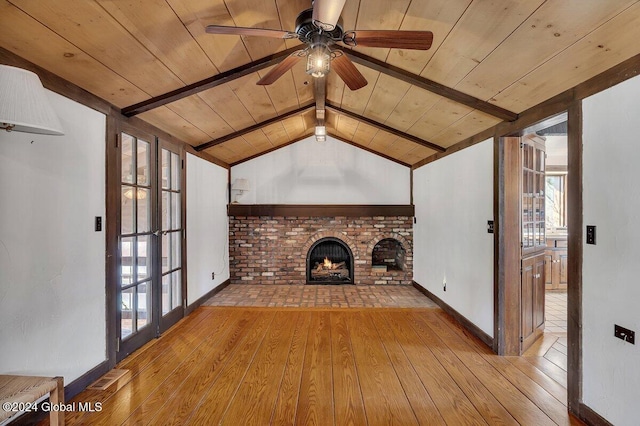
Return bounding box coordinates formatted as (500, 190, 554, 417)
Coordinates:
(494, 108, 582, 413)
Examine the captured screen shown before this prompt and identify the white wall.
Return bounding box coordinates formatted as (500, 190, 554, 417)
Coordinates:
(0, 91, 106, 383)
(413, 140, 494, 337)
(186, 153, 229, 304)
(231, 136, 410, 204)
(582, 74, 640, 426)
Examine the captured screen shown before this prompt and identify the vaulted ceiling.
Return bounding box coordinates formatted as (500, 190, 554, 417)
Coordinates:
(1, 0, 639, 166)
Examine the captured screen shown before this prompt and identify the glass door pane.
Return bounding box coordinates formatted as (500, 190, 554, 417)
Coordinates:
(160, 146, 183, 321)
(119, 133, 154, 348)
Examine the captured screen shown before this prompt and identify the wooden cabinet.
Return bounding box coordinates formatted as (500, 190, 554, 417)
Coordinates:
(522, 253, 546, 351)
(520, 137, 546, 353)
(545, 236, 568, 290)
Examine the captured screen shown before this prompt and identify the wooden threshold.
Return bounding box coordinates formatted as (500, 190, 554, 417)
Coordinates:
(227, 204, 415, 217)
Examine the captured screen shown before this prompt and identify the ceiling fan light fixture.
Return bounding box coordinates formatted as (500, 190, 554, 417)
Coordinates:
(306, 43, 331, 78)
(315, 125, 326, 142)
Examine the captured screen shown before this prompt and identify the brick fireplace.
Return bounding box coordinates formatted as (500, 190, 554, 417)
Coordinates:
(228, 207, 413, 285)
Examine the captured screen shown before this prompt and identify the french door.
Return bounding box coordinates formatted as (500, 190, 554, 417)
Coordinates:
(117, 129, 184, 361)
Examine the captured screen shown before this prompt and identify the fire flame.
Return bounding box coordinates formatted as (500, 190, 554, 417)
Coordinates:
(323, 257, 333, 268)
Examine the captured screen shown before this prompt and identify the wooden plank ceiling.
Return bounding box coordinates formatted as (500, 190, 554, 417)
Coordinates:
(1, 0, 639, 166)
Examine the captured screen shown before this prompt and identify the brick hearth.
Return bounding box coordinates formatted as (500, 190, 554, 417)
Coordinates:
(229, 216, 413, 285)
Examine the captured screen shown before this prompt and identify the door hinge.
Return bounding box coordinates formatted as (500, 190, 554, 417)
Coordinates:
(182, 159, 184, 169)
(183, 299, 187, 309)
(520, 142, 524, 148)
(115, 133, 120, 148)
(520, 336, 524, 343)
(156, 325, 161, 337)
(116, 338, 120, 352)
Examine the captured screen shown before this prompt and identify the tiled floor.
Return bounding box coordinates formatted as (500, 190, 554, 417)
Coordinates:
(545, 291, 567, 332)
(536, 291, 568, 372)
(204, 284, 438, 308)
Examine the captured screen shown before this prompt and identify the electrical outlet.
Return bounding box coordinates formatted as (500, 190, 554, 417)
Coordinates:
(95, 216, 102, 232)
(211, 272, 215, 280)
(615, 324, 635, 344)
(586, 225, 596, 245)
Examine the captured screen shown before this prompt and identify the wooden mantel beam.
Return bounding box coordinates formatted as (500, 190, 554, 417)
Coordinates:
(195, 102, 315, 151)
(325, 102, 446, 153)
(121, 46, 304, 117)
(337, 47, 519, 122)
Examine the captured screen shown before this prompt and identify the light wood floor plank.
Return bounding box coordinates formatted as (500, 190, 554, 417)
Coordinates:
(378, 311, 485, 425)
(418, 311, 557, 426)
(544, 346, 569, 372)
(122, 309, 250, 425)
(62, 310, 218, 425)
(430, 310, 579, 426)
(405, 312, 518, 426)
(220, 311, 299, 425)
(525, 356, 569, 388)
(54, 307, 585, 426)
(140, 310, 260, 425)
(330, 312, 368, 426)
(505, 356, 568, 405)
(296, 311, 334, 426)
(271, 311, 311, 425)
(371, 312, 447, 426)
(184, 311, 276, 425)
(348, 311, 420, 425)
(83, 309, 224, 426)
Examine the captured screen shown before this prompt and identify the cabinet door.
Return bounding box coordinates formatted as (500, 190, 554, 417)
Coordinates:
(522, 253, 546, 352)
(559, 252, 569, 289)
(544, 252, 553, 289)
(521, 257, 535, 350)
(534, 256, 545, 329)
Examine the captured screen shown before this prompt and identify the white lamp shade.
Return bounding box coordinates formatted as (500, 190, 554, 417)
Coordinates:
(0, 65, 64, 135)
(312, 0, 347, 31)
(232, 178, 250, 192)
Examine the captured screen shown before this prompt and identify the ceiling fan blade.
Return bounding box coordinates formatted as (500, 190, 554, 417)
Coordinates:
(256, 50, 306, 85)
(343, 30, 433, 50)
(205, 25, 298, 39)
(312, 0, 347, 31)
(331, 51, 368, 91)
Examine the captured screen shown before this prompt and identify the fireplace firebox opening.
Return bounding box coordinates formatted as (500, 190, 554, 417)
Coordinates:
(371, 238, 406, 272)
(306, 237, 354, 284)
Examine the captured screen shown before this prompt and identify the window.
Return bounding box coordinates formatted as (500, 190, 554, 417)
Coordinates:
(545, 173, 567, 231)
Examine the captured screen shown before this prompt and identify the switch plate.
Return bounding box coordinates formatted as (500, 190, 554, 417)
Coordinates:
(95, 216, 102, 232)
(586, 225, 596, 245)
(487, 220, 494, 234)
(614, 324, 635, 344)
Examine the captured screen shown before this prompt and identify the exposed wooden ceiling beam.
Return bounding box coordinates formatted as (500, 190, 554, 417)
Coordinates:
(325, 102, 446, 153)
(121, 46, 304, 117)
(337, 47, 519, 122)
(195, 102, 315, 151)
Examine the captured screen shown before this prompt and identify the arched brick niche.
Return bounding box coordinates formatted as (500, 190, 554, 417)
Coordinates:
(372, 238, 407, 271)
(229, 216, 413, 285)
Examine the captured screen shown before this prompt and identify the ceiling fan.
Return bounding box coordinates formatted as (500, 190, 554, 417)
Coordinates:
(205, 0, 434, 91)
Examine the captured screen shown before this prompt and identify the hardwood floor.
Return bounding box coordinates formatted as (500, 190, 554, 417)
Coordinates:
(43, 307, 584, 425)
